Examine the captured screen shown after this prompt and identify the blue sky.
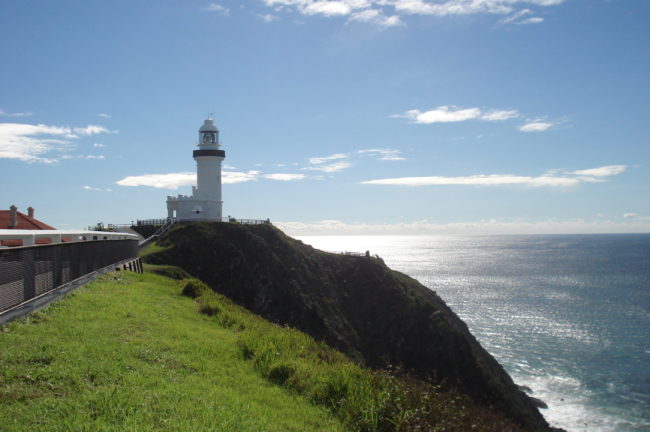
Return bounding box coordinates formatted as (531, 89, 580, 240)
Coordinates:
(1, 0, 648, 234)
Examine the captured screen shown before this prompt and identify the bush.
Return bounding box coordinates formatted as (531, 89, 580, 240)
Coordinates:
(268, 362, 297, 385)
(180, 279, 210, 298)
(199, 299, 221, 316)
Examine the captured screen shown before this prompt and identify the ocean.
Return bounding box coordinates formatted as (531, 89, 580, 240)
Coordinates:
(297, 234, 650, 432)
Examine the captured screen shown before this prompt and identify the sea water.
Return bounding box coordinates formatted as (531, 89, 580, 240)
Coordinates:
(297, 234, 650, 432)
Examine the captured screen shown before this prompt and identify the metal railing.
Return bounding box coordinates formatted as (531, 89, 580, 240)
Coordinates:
(136, 217, 272, 226)
(0, 237, 139, 315)
(136, 219, 168, 226)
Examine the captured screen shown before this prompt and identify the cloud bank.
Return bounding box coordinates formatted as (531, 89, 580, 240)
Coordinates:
(277, 217, 650, 236)
(362, 165, 627, 187)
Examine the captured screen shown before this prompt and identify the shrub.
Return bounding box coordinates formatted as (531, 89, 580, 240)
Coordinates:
(180, 279, 210, 298)
(268, 362, 297, 385)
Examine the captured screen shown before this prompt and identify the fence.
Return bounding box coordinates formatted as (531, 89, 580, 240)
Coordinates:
(136, 217, 271, 226)
(0, 236, 139, 316)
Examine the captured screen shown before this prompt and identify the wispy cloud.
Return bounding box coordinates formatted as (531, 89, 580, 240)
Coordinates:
(519, 120, 554, 132)
(572, 165, 626, 177)
(116, 169, 307, 190)
(623, 213, 650, 221)
(93, 143, 106, 148)
(263, 173, 307, 181)
(203, 2, 229, 14)
(500, 8, 543, 24)
(97, 113, 112, 119)
(258, 13, 280, 22)
(0, 122, 113, 163)
(349, 9, 402, 27)
(362, 165, 626, 187)
(261, 0, 565, 26)
(357, 148, 405, 161)
(392, 106, 520, 124)
(481, 109, 520, 121)
(308, 153, 348, 164)
(83, 185, 112, 192)
(304, 160, 352, 172)
(0, 109, 33, 117)
(62, 154, 106, 160)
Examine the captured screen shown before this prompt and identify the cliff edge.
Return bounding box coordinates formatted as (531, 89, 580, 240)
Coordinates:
(144, 222, 551, 431)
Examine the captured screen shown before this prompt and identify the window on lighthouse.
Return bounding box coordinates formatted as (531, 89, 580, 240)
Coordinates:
(202, 132, 215, 144)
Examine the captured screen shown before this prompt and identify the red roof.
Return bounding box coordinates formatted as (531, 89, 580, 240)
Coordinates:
(0, 210, 55, 230)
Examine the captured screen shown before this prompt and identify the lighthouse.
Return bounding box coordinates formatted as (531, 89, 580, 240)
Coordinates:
(166, 118, 225, 221)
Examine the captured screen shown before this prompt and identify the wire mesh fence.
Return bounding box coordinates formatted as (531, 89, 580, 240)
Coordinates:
(0, 239, 139, 314)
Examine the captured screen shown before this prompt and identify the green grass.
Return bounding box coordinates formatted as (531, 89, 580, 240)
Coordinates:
(0, 272, 344, 432)
(0, 270, 527, 432)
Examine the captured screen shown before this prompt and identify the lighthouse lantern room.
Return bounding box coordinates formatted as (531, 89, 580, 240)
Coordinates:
(166, 118, 225, 221)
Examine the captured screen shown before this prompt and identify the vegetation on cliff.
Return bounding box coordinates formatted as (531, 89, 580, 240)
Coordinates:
(0, 272, 343, 432)
(1, 269, 528, 431)
(145, 221, 551, 431)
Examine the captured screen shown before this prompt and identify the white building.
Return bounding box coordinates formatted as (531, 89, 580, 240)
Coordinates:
(166, 118, 225, 221)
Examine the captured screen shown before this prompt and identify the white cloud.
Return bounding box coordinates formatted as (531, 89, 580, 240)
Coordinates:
(258, 13, 280, 22)
(116, 172, 196, 189)
(363, 174, 579, 187)
(93, 143, 106, 148)
(308, 153, 348, 164)
(204, 3, 230, 14)
(362, 165, 627, 188)
(83, 185, 112, 192)
(519, 120, 553, 132)
(0, 122, 112, 163)
(73, 125, 114, 136)
(358, 148, 405, 161)
(481, 109, 520, 121)
(572, 165, 626, 177)
(223, 170, 260, 183)
(304, 160, 352, 172)
(0, 109, 33, 117)
(395, 106, 481, 123)
(116, 170, 264, 189)
(303, 1, 351, 15)
(520, 16, 543, 24)
(61, 154, 106, 160)
(623, 213, 650, 221)
(277, 217, 650, 236)
(501, 8, 531, 23)
(349, 9, 402, 26)
(393, 106, 520, 124)
(263, 173, 307, 181)
(261, 0, 565, 26)
(97, 113, 112, 119)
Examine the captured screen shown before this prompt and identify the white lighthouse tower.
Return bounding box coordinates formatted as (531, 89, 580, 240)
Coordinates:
(166, 118, 225, 221)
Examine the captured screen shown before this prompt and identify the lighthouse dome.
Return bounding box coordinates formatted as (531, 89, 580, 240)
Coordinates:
(199, 118, 219, 132)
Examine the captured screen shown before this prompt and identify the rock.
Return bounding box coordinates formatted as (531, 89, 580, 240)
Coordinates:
(518, 385, 534, 394)
(530, 397, 548, 409)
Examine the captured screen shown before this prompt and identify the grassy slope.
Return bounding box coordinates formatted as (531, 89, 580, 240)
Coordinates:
(0, 271, 343, 432)
(0, 268, 527, 432)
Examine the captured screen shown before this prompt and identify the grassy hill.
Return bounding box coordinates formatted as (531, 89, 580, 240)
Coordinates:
(144, 221, 551, 431)
(0, 272, 343, 432)
(0, 269, 530, 431)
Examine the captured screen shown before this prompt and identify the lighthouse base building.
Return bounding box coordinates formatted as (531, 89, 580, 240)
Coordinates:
(166, 118, 225, 221)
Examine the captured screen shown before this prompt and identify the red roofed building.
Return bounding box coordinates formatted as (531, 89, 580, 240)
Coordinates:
(0, 206, 56, 246)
